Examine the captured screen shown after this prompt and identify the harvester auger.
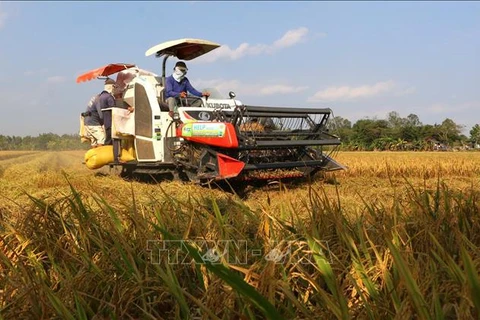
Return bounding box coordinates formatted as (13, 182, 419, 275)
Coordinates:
(77, 38, 345, 185)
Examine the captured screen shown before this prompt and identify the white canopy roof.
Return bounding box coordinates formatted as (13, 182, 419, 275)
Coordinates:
(145, 38, 221, 60)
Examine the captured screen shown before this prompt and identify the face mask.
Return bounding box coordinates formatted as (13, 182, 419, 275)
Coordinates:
(173, 67, 187, 82)
(104, 84, 115, 94)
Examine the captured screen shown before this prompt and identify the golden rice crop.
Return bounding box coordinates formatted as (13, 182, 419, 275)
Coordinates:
(334, 151, 480, 179)
(0, 150, 479, 319)
(0, 150, 39, 161)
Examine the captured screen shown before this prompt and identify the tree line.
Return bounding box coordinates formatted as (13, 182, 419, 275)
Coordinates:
(328, 111, 480, 151)
(0, 133, 88, 151)
(0, 112, 479, 151)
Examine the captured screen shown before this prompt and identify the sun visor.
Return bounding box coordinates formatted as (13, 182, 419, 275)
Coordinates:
(76, 63, 137, 83)
(145, 38, 220, 60)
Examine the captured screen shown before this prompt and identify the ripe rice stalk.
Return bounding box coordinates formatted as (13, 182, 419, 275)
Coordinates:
(276, 281, 313, 318)
(73, 293, 89, 320)
(239, 122, 264, 132)
(152, 263, 191, 319)
(45, 287, 76, 320)
(363, 229, 400, 313)
(428, 262, 444, 320)
(179, 288, 221, 320)
(151, 225, 284, 320)
(306, 236, 350, 320)
(460, 246, 480, 315)
(429, 233, 466, 284)
(386, 238, 431, 320)
(1, 151, 480, 318)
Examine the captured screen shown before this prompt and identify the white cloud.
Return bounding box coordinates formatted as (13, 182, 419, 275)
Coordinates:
(308, 80, 396, 102)
(0, 5, 7, 30)
(194, 27, 310, 63)
(46, 76, 66, 84)
(273, 27, 309, 48)
(196, 78, 308, 97)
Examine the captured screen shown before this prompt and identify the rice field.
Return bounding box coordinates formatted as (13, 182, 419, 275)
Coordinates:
(0, 150, 479, 319)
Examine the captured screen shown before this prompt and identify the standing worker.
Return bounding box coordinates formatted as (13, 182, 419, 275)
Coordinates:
(82, 94, 105, 148)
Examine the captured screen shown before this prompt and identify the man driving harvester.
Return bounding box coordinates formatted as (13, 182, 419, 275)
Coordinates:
(165, 61, 210, 115)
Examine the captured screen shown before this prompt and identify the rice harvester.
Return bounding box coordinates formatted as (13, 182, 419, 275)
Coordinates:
(77, 38, 345, 184)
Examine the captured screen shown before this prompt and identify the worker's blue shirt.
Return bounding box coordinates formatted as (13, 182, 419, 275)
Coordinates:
(165, 75, 202, 99)
(84, 91, 115, 126)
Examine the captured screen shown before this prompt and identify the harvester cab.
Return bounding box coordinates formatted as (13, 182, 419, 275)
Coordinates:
(77, 38, 345, 184)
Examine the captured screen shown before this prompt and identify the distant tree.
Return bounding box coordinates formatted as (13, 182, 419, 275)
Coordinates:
(371, 137, 396, 151)
(9, 136, 23, 150)
(0, 135, 8, 150)
(21, 136, 35, 150)
(420, 124, 440, 141)
(351, 119, 390, 148)
(439, 118, 464, 145)
(0, 132, 88, 151)
(470, 124, 480, 145)
(327, 116, 353, 143)
(387, 111, 406, 128)
(400, 113, 423, 141)
(327, 116, 352, 131)
(405, 113, 422, 127)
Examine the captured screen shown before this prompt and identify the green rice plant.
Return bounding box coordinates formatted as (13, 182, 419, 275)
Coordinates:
(386, 236, 431, 320)
(151, 217, 284, 320)
(460, 245, 480, 317)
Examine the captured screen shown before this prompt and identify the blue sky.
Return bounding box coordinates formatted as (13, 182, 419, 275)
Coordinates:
(0, 1, 479, 136)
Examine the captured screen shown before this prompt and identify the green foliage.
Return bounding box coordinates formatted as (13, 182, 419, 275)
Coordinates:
(332, 112, 473, 151)
(327, 116, 353, 143)
(0, 133, 88, 151)
(439, 118, 464, 144)
(470, 124, 480, 145)
(351, 119, 391, 148)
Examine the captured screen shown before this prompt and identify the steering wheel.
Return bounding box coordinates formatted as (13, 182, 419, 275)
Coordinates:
(178, 95, 205, 108)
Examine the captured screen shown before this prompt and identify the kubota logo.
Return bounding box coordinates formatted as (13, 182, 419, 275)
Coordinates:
(198, 112, 211, 121)
(207, 103, 231, 109)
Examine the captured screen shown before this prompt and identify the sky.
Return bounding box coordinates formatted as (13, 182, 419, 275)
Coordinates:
(0, 1, 479, 137)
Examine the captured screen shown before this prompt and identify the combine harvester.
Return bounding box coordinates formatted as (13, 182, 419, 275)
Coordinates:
(77, 38, 345, 185)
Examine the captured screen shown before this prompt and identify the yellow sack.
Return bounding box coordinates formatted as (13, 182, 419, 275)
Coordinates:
(120, 148, 136, 162)
(84, 145, 136, 170)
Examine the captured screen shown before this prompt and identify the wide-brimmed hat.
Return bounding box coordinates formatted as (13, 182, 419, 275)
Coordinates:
(104, 78, 116, 85)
